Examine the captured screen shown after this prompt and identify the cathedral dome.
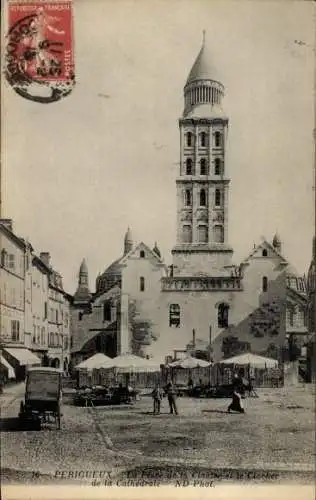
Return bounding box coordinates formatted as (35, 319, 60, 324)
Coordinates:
(96, 258, 122, 294)
(186, 35, 222, 86)
(183, 33, 225, 119)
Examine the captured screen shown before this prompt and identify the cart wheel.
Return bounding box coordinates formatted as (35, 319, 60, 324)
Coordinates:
(57, 410, 61, 430)
(19, 401, 25, 416)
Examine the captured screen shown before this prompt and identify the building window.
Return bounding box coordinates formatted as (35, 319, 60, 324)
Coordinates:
(215, 158, 221, 175)
(182, 225, 192, 243)
(288, 306, 294, 327)
(41, 327, 45, 345)
(169, 304, 180, 327)
(186, 132, 192, 147)
(140, 276, 145, 292)
(262, 249, 268, 257)
(11, 320, 20, 341)
(213, 225, 224, 243)
(198, 225, 208, 243)
(64, 336, 69, 350)
(200, 132, 207, 147)
(218, 303, 229, 328)
(262, 276, 268, 292)
(199, 189, 206, 206)
(1, 249, 7, 267)
(55, 333, 59, 346)
(186, 158, 193, 175)
(79, 312, 83, 321)
(200, 158, 207, 175)
(103, 301, 112, 322)
(8, 254, 15, 270)
(214, 131, 222, 148)
(215, 189, 221, 207)
(185, 190, 192, 206)
(44, 301, 48, 319)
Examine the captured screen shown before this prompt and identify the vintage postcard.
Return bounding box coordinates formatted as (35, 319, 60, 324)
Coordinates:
(1, 0, 315, 499)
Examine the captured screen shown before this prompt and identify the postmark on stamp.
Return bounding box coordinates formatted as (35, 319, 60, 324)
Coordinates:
(5, 0, 75, 103)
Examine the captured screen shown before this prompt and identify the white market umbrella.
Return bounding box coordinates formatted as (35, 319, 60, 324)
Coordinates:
(168, 356, 210, 369)
(111, 353, 160, 372)
(219, 353, 278, 369)
(75, 353, 113, 370)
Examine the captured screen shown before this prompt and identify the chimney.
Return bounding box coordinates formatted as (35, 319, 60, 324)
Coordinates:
(192, 329, 196, 348)
(40, 252, 51, 267)
(0, 219, 13, 231)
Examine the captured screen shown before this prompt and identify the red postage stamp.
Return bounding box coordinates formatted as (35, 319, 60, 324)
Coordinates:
(5, 0, 75, 103)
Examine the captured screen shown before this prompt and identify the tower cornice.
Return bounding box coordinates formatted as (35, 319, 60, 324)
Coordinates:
(179, 117, 229, 126)
(176, 177, 230, 184)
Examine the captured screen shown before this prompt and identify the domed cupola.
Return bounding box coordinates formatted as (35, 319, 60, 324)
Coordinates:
(73, 258, 92, 305)
(272, 232, 282, 253)
(124, 227, 133, 255)
(152, 242, 161, 258)
(183, 31, 225, 118)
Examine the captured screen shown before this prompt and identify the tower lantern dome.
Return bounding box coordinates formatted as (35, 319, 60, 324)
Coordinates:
(183, 31, 225, 118)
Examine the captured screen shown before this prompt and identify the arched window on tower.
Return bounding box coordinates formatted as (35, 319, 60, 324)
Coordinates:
(185, 189, 192, 206)
(200, 132, 207, 147)
(218, 303, 229, 328)
(169, 304, 180, 328)
(262, 249, 268, 257)
(215, 131, 222, 148)
(262, 276, 268, 292)
(214, 158, 221, 175)
(182, 225, 192, 243)
(200, 158, 207, 175)
(213, 225, 224, 243)
(215, 189, 221, 207)
(140, 276, 145, 292)
(198, 225, 208, 243)
(186, 132, 192, 147)
(199, 189, 207, 207)
(186, 158, 193, 175)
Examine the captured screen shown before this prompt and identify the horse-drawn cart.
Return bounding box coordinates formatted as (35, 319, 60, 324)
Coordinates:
(19, 367, 62, 430)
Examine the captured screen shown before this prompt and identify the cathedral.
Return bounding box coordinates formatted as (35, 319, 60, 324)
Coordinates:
(70, 36, 309, 366)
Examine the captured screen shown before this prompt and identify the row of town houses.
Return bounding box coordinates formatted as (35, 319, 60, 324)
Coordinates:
(0, 219, 71, 380)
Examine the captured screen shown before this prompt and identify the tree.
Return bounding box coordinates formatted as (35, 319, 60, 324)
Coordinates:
(128, 300, 156, 357)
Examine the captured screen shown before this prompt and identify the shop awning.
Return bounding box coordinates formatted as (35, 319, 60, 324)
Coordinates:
(75, 353, 113, 370)
(4, 348, 41, 366)
(0, 356, 16, 379)
(219, 353, 278, 369)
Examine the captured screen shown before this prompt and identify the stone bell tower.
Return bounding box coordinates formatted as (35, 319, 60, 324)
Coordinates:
(172, 32, 233, 276)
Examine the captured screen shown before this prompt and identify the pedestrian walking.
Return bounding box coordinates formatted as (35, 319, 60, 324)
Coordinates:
(166, 382, 178, 415)
(228, 390, 245, 413)
(152, 383, 163, 414)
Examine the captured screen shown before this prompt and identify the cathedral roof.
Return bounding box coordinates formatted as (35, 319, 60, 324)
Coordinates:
(186, 33, 221, 86)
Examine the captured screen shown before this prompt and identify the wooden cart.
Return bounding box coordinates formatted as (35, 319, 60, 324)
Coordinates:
(19, 367, 62, 430)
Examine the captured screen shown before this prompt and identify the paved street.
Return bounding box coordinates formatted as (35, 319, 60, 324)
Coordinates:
(1, 383, 315, 485)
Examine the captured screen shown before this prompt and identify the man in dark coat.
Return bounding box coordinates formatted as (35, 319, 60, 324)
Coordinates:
(166, 382, 178, 415)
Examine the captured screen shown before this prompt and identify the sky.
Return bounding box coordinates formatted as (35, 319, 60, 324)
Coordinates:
(2, 0, 315, 294)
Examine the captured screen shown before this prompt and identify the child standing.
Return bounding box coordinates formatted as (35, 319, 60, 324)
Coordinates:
(152, 384, 163, 415)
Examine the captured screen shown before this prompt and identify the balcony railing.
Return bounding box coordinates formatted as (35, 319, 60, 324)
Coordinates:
(161, 276, 243, 292)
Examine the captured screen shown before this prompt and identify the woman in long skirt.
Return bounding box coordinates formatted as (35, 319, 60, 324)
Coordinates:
(228, 390, 245, 413)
